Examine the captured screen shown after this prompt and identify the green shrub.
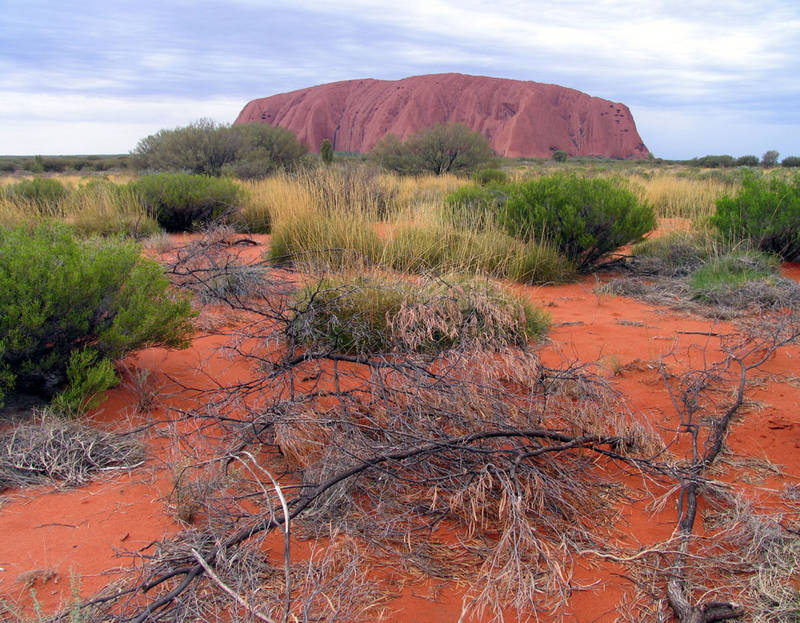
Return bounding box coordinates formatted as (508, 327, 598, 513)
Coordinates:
(471, 168, 508, 185)
(782, 156, 800, 168)
(5, 178, 68, 212)
(50, 349, 119, 417)
(736, 155, 759, 167)
(0, 222, 194, 408)
(711, 172, 800, 260)
(320, 139, 334, 165)
(552, 150, 567, 163)
(370, 123, 496, 175)
(129, 173, 245, 232)
(132, 119, 308, 178)
(294, 274, 548, 356)
(691, 155, 735, 168)
(762, 150, 780, 167)
(500, 174, 656, 270)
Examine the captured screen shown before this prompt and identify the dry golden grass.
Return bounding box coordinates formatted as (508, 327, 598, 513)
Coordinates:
(629, 172, 735, 221)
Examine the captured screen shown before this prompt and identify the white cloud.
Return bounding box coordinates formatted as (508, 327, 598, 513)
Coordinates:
(0, 94, 245, 155)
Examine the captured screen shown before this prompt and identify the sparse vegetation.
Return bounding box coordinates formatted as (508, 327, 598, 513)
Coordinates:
(2, 156, 800, 623)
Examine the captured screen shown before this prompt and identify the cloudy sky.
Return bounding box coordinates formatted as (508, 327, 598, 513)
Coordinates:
(1, 0, 798, 159)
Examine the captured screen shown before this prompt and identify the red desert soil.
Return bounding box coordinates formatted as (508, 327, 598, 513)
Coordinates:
(234, 73, 650, 160)
(1, 237, 798, 622)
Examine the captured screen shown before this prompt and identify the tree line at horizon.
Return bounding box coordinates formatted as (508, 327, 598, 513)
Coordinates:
(2, 120, 799, 175)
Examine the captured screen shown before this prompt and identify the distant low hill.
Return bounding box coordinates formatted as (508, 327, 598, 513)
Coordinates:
(234, 73, 649, 160)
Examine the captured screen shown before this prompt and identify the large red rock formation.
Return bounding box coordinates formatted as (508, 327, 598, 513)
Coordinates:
(235, 73, 649, 160)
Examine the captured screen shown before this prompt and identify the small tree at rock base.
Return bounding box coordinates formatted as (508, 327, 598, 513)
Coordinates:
(761, 150, 780, 167)
(552, 150, 567, 162)
(371, 123, 495, 176)
(320, 139, 334, 165)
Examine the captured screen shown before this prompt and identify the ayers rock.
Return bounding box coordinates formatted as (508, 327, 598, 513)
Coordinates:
(234, 73, 649, 160)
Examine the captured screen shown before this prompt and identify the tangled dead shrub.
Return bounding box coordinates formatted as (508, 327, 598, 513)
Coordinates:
(0, 410, 143, 491)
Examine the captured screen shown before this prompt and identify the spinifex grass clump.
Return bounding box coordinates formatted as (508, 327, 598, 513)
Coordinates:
(269, 213, 382, 271)
(130, 172, 245, 232)
(500, 173, 656, 271)
(688, 250, 800, 308)
(62, 179, 159, 238)
(293, 273, 549, 356)
(0, 222, 194, 412)
(629, 231, 716, 276)
(383, 224, 574, 285)
(711, 172, 800, 260)
(631, 172, 731, 220)
(3, 177, 69, 214)
(444, 182, 516, 230)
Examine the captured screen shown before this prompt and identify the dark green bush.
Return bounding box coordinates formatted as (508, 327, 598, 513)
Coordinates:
(5, 177, 69, 209)
(471, 168, 508, 185)
(133, 119, 308, 178)
(499, 174, 656, 270)
(691, 155, 735, 168)
(370, 124, 496, 175)
(320, 138, 334, 165)
(736, 155, 759, 167)
(0, 222, 194, 409)
(711, 172, 800, 260)
(129, 173, 245, 232)
(782, 156, 800, 168)
(552, 150, 567, 163)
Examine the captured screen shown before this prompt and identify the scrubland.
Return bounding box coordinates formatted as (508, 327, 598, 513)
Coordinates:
(1, 160, 799, 623)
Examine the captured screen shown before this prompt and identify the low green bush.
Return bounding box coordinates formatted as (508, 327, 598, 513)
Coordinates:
(0, 222, 195, 410)
(471, 168, 508, 185)
(736, 155, 759, 167)
(129, 173, 245, 232)
(5, 178, 69, 212)
(782, 156, 800, 168)
(499, 174, 656, 270)
(293, 274, 549, 356)
(711, 172, 800, 260)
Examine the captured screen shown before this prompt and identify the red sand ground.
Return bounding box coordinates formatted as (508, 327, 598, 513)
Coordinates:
(1, 235, 798, 621)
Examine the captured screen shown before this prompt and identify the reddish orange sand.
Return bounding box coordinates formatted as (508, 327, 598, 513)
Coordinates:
(1, 238, 798, 622)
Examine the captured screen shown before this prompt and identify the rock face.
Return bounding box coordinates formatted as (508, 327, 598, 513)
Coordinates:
(234, 73, 649, 160)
